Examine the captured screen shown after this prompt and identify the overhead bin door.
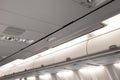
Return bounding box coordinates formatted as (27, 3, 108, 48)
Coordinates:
(88, 29, 120, 55)
(32, 41, 87, 68)
(0, 0, 119, 65)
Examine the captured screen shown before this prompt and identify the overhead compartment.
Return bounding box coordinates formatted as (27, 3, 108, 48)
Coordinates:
(33, 41, 87, 68)
(0, 41, 87, 75)
(87, 29, 120, 55)
(0, 0, 120, 66)
(19, 0, 119, 58)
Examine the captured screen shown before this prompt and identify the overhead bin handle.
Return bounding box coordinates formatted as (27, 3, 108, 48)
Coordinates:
(109, 45, 119, 50)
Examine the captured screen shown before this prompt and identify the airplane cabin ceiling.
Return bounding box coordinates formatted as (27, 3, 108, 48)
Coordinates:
(0, 0, 119, 66)
(0, 0, 94, 26)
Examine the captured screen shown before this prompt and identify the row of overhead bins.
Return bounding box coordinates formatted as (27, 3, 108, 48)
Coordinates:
(1, 13, 120, 78)
(1, 0, 120, 66)
(4, 62, 120, 80)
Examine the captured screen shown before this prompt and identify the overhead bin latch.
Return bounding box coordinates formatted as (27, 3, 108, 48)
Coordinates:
(109, 45, 119, 50)
(73, 0, 112, 8)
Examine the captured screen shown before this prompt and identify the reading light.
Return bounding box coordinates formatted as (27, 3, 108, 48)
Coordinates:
(7, 54, 40, 66)
(6, 36, 15, 41)
(18, 38, 26, 42)
(91, 14, 120, 36)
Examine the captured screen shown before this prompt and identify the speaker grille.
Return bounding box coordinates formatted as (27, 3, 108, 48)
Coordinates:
(3, 27, 25, 36)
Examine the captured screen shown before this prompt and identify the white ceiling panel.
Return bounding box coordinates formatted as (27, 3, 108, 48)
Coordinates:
(0, 10, 61, 35)
(0, 0, 89, 26)
(0, 40, 27, 60)
(0, 22, 58, 61)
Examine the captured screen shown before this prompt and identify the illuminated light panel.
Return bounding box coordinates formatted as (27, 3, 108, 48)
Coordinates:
(0, 63, 13, 71)
(27, 76, 36, 80)
(39, 35, 88, 56)
(39, 73, 52, 80)
(79, 66, 104, 73)
(10, 59, 24, 65)
(0, 59, 24, 71)
(103, 14, 120, 24)
(57, 70, 74, 77)
(24, 55, 39, 62)
(91, 14, 120, 36)
(114, 62, 120, 67)
(21, 78, 25, 80)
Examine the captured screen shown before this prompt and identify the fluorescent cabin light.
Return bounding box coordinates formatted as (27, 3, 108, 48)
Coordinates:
(103, 14, 120, 24)
(79, 66, 104, 73)
(114, 62, 120, 67)
(10, 59, 24, 65)
(21, 78, 25, 80)
(0, 35, 87, 70)
(91, 14, 120, 36)
(0, 63, 13, 71)
(24, 55, 39, 62)
(39, 73, 52, 80)
(27, 76, 35, 80)
(0, 59, 24, 71)
(57, 70, 74, 77)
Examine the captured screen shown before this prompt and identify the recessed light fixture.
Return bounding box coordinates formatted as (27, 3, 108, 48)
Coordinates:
(90, 14, 120, 37)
